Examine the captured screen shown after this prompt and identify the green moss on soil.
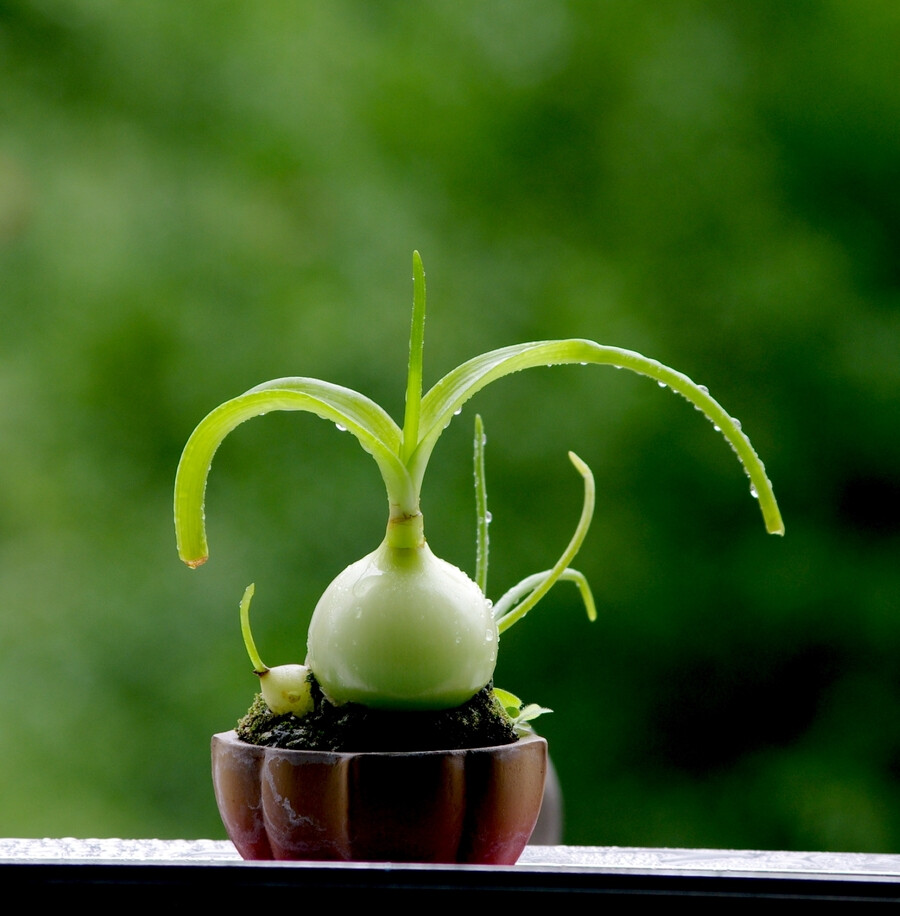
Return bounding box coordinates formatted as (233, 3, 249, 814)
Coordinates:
(236, 675, 518, 752)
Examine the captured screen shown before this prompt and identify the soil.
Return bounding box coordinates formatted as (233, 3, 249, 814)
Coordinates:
(235, 675, 518, 752)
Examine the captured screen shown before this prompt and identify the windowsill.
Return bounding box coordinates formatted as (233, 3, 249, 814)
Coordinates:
(4, 838, 900, 901)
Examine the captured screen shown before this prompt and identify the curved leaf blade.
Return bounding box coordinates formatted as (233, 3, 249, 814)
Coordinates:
(414, 340, 784, 535)
(493, 567, 596, 628)
(174, 379, 411, 566)
(249, 377, 402, 452)
(494, 451, 596, 634)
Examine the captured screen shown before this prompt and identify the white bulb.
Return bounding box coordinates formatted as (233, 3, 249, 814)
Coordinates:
(307, 540, 497, 710)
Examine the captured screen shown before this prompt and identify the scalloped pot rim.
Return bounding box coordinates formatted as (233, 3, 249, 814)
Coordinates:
(211, 729, 548, 864)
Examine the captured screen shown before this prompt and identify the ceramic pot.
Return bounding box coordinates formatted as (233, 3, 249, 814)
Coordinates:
(212, 729, 548, 864)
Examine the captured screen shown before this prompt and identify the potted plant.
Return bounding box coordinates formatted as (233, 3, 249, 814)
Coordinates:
(174, 252, 783, 864)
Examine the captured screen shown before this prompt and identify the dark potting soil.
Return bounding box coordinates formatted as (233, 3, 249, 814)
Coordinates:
(235, 676, 518, 752)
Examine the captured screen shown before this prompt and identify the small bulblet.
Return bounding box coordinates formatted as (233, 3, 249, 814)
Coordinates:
(258, 664, 314, 716)
(306, 540, 497, 710)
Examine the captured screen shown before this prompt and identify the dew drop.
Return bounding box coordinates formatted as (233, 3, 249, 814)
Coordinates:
(658, 380, 667, 388)
(732, 417, 742, 430)
(484, 511, 493, 523)
(481, 433, 487, 445)
(713, 424, 721, 432)
(335, 423, 347, 432)
(750, 484, 759, 499)
(453, 407, 462, 416)
(698, 385, 709, 394)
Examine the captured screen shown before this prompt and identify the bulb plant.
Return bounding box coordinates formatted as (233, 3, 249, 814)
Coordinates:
(175, 252, 783, 738)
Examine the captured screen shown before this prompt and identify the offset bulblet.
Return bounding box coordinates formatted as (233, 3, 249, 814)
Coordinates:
(257, 664, 314, 716)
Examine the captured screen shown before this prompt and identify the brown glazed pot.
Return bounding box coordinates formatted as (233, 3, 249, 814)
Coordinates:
(212, 729, 548, 864)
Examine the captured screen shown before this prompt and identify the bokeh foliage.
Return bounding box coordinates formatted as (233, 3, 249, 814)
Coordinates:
(1, 0, 899, 850)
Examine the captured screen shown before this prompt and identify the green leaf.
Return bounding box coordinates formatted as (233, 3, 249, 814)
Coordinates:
(493, 686, 522, 716)
(400, 251, 427, 464)
(473, 414, 489, 594)
(174, 378, 412, 566)
(517, 703, 553, 723)
(493, 687, 552, 734)
(494, 451, 596, 635)
(412, 339, 784, 536)
(250, 377, 403, 452)
(493, 567, 596, 629)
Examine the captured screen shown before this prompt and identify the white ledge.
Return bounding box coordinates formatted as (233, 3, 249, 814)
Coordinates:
(5, 838, 900, 902)
(3, 838, 900, 875)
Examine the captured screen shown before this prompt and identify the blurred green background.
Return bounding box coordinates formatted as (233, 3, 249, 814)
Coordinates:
(2, 1, 899, 851)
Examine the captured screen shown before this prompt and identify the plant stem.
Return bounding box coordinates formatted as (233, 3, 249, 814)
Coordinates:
(385, 510, 425, 549)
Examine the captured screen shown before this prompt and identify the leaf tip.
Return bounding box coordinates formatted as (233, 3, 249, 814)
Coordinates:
(567, 450, 591, 480)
